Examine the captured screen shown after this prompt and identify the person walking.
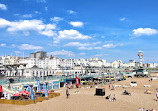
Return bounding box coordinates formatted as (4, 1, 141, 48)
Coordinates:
(151, 78, 153, 82)
(66, 88, 69, 99)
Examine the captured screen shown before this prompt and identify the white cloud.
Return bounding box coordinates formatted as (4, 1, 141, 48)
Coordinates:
(64, 42, 100, 47)
(101, 36, 105, 38)
(14, 51, 22, 54)
(11, 44, 16, 48)
(0, 18, 56, 37)
(67, 10, 76, 14)
(22, 14, 32, 18)
(69, 21, 84, 27)
(14, 14, 20, 16)
(95, 54, 102, 57)
(55, 29, 90, 43)
(102, 43, 115, 48)
(102, 43, 123, 48)
(45, 7, 48, 11)
(64, 42, 88, 47)
(0, 3, 7, 10)
(0, 18, 11, 28)
(37, 0, 46, 3)
(94, 47, 102, 49)
(78, 46, 102, 50)
(18, 44, 43, 50)
(34, 11, 41, 14)
(23, 31, 30, 36)
(78, 47, 93, 50)
(0, 44, 6, 47)
(120, 17, 126, 21)
(133, 28, 157, 37)
(50, 17, 63, 22)
(48, 49, 74, 56)
(58, 29, 90, 39)
(64, 41, 102, 50)
(79, 53, 86, 55)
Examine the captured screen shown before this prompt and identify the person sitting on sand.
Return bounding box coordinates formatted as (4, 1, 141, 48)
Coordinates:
(109, 97, 112, 102)
(112, 94, 116, 101)
(105, 94, 111, 99)
(148, 90, 151, 94)
(144, 89, 147, 93)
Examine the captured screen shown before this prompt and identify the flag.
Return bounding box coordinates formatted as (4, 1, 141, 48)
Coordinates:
(30, 88, 34, 101)
(43, 82, 48, 98)
(76, 76, 79, 87)
(0, 85, 3, 92)
(28, 85, 31, 94)
(37, 80, 41, 92)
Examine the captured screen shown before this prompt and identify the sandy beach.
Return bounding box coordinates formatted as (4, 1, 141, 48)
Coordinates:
(0, 77, 158, 111)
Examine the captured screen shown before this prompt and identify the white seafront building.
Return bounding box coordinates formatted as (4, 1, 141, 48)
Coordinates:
(0, 51, 158, 77)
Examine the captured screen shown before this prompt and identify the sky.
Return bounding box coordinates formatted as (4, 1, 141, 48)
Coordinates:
(0, 0, 158, 63)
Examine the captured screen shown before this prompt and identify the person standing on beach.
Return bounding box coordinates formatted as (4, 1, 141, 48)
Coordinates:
(66, 88, 69, 99)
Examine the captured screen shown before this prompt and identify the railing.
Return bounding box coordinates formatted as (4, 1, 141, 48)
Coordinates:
(0, 74, 103, 85)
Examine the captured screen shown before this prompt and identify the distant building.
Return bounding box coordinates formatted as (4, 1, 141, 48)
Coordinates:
(29, 51, 46, 59)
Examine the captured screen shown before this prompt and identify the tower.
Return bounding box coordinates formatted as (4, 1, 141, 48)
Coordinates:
(138, 50, 143, 67)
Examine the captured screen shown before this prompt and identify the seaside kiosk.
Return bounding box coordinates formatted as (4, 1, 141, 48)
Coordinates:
(95, 88, 105, 96)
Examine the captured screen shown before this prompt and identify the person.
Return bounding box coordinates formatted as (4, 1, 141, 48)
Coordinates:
(111, 84, 115, 90)
(112, 84, 115, 88)
(151, 78, 153, 82)
(108, 97, 112, 102)
(156, 91, 158, 101)
(66, 88, 69, 99)
(109, 84, 110, 89)
(124, 90, 127, 94)
(112, 94, 116, 101)
(148, 90, 151, 94)
(105, 94, 111, 99)
(144, 89, 147, 93)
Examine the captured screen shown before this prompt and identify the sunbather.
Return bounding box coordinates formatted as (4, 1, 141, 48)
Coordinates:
(105, 94, 111, 99)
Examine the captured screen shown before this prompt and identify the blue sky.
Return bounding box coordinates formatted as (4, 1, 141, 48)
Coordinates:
(0, 0, 158, 63)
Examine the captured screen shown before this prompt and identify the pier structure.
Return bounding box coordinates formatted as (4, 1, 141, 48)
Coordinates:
(138, 50, 143, 67)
